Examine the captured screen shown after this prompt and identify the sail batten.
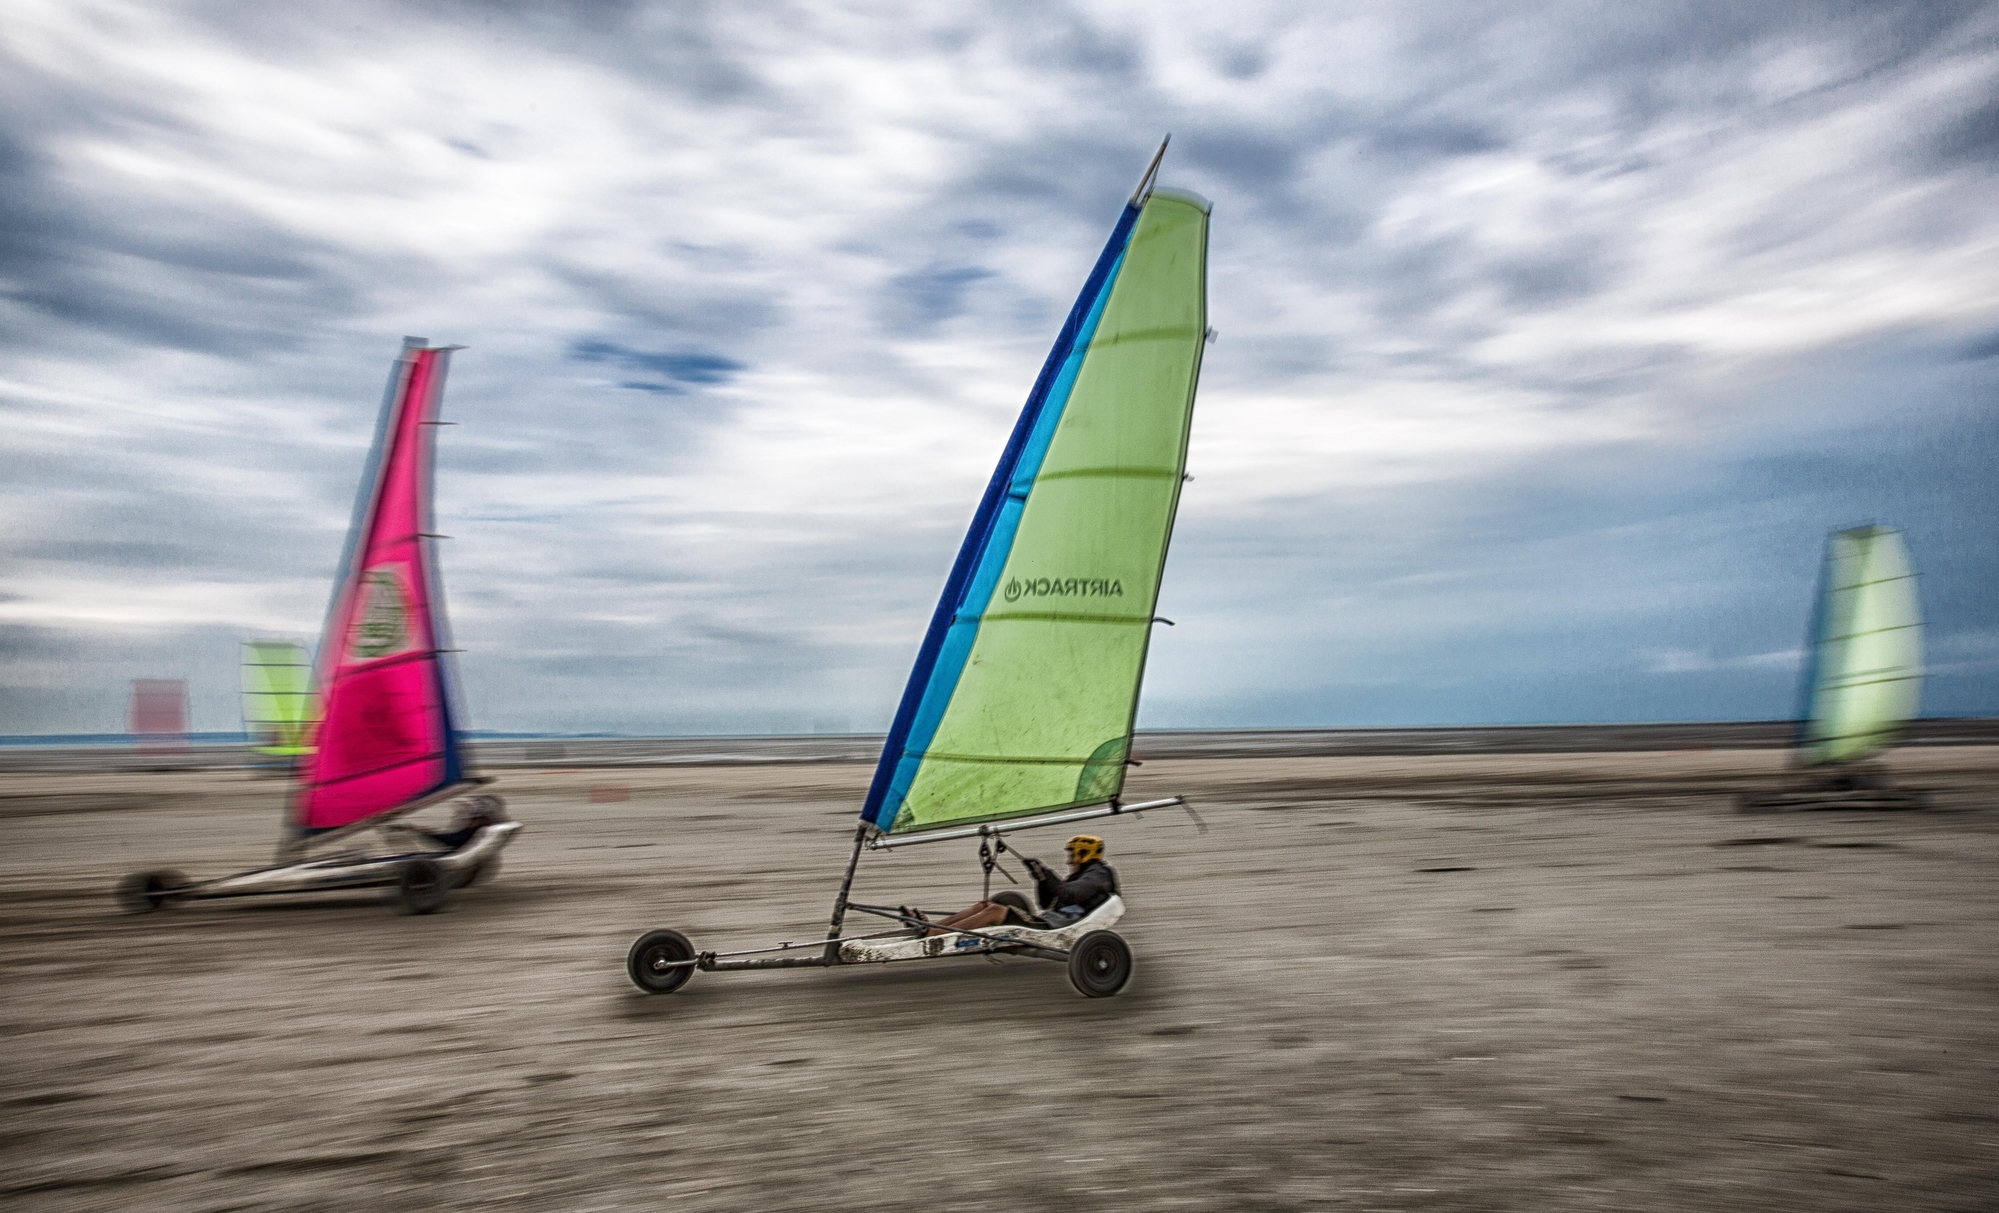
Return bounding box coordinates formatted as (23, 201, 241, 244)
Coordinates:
(962, 612, 1152, 625)
(1795, 525, 1924, 767)
(290, 341, 472, 840)
(861, 183, 1209, 836)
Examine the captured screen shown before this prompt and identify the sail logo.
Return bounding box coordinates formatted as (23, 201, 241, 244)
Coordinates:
(1002, 576, 1124, 603)
(351, 567, 416, 660)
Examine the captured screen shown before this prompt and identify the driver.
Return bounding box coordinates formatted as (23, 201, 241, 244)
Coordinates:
(406, 795, 505, 852)
(911, 834, 1118, 935)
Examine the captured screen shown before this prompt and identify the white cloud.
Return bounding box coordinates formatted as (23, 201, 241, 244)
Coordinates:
(3, 0, 1995, 733)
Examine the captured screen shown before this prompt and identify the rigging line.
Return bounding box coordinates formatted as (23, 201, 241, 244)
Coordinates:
(978, 833, 1020, 897)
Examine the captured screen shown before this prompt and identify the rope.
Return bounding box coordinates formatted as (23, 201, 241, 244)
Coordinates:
(978, 833, 1020, 901)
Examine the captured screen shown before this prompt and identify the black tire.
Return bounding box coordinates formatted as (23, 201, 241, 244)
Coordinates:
(395, 858, 450, 915)
(628, 929, 697, 994)
(460, 856, 500, 888)
(117, 869, 188, 914)
(1067, 930, 1132, 998)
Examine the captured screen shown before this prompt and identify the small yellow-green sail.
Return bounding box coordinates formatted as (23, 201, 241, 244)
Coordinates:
(241, 639, 319, 757)
(1796, 526, 1923, 766)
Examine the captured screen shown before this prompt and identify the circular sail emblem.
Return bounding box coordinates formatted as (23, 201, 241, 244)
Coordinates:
(351, 567, 414, 659)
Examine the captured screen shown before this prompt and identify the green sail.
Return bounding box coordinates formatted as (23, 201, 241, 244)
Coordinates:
(241, 639, 318, 756)
(1798, 526, 1923, 766)
(881, 188, 1209, 833)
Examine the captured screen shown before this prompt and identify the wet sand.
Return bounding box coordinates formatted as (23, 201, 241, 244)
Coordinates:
(3, 748, 1995, 1211)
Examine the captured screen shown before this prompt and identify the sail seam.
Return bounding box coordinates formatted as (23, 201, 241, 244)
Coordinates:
(1833, 575, 1917, 590)
(1089, 325, 1200, 349)
(954, 612, 1151, 625)
(305, 750, 448, 790)
(1820, 624, 1920, 642)
(908, 751, 1092, 766)
(323, 648, 456, 679)
(1030, 467, 1181, 483)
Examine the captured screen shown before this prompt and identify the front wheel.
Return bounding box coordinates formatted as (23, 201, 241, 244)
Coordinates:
(117, 869, 188, 913)
(395, 858, 450, 915)
(628, 929, 697, 994)
(1067, 930, 1132, 998)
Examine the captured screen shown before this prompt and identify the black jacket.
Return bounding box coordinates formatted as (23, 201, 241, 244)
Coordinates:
(418, 825, 480, 851)
(1034, 858, 1119, 914)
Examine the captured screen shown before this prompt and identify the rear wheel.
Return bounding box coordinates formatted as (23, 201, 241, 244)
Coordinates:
(395, 858, 449, 915)
(117, 869, 188, 913)
(628, 929, 697, 994)
(1067, 930, 1132, 997)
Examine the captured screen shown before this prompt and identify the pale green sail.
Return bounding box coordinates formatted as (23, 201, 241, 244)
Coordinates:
(872, 187, 1210, 834)
(241, 639, 318, 757)
(1798, 526, 1923, 766)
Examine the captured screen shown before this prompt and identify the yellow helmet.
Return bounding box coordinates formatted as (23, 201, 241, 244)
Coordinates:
(1065, 835, 1104, 864)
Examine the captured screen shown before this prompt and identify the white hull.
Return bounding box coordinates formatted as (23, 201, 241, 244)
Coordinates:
(183, 822, 519, 900)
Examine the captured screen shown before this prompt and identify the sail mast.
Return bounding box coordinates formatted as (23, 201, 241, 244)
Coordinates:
(1129, 134, 1169, 207)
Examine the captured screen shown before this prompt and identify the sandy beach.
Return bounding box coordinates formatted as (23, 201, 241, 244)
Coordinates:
(3, 747, 1994, 1211)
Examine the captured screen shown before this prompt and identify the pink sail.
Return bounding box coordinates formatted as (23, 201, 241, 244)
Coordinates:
(292, 341, 469, 837)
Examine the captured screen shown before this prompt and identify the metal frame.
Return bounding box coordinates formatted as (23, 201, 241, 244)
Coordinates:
(1737, 762, 1931, 812)
(866, 795, 1187, 849)
(630, 140, 1199, 993)
(159, 822, 519, 904)
(279, 776, 493, 862)
(639, 795, 1190, 982)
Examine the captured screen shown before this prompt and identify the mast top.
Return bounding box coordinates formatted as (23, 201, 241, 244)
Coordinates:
(1129, 135, 1170, 208)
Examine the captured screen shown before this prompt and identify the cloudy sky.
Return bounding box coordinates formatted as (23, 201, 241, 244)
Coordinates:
(3, 0, 1995, 737)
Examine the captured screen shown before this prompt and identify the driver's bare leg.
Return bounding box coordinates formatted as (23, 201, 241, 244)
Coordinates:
(926, 901, 1011, 935)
